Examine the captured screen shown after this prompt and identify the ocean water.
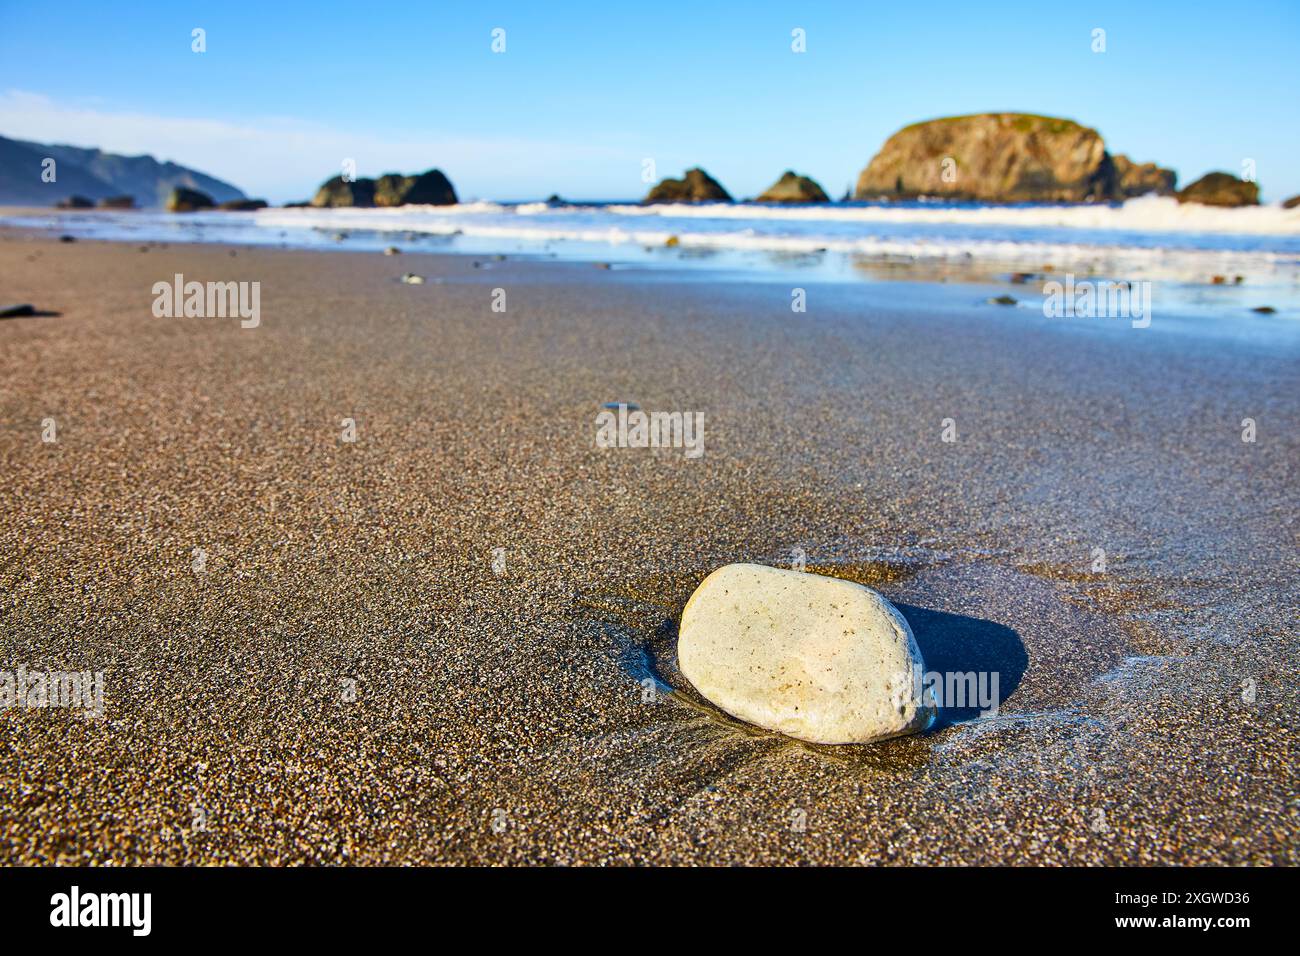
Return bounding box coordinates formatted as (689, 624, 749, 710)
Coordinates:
(7, 195, 1300, 312)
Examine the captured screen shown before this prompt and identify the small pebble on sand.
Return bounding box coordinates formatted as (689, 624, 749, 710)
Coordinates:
(400, 273, 424, 284)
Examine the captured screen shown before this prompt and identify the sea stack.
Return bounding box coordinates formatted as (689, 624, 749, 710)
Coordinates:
(374, 169, 458, 206)
(854, 112, 1175, 203)
(756, 171, 829, 203)
(677, 563, 935, 745)
(165, 187, 215, 212)
(312, 168, 457, 208)
(1176, 172, 1260, 207)
(1109, 155, 1177, 198)
(312, 176, 376, 208)
(217, 199, 269, 211)
(644, 167, 732, 203)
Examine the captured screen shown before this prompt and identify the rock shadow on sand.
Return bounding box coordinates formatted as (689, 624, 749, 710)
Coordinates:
(583, 583, 1026, 749)
(896, 603, 1027, 727)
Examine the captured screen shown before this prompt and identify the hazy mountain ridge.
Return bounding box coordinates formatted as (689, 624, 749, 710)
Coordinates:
(0, 135, 245, 207)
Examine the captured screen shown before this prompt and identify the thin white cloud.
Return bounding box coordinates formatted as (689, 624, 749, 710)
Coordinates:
(0, 90, 631, 202)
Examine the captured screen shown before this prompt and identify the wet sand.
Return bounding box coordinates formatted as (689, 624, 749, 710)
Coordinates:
(0, 232, 1295, 864)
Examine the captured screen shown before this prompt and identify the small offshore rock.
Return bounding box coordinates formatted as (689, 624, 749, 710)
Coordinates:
(756, 171, 830, 203)
(314, 168, 456, 208)
(644, 167, 731, 203)
(165, 187, 215, 212)
(1251, 306, 1277, 314)
(677, 563, 935, 745)
(1109, 154, 1177, 198)
(1177, 172, 1259, 207)
(988, 294, 1017, 305)
(217, 199, 268, 211)
(312, 176, 376, 208)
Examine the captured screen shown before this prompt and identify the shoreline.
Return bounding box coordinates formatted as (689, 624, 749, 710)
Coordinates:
(5, 222, 1299, 338)
(0, 234, 1295, 864)
(5, 211, 1300, 326)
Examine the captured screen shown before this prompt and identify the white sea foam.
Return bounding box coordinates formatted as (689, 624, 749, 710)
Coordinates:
(249, 199, 1300, 284)
(601, 195, 1300, 235)
(256, 194, 1300, 235)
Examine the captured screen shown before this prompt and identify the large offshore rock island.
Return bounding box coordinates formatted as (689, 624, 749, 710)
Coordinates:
(854, 112, 1179, 203)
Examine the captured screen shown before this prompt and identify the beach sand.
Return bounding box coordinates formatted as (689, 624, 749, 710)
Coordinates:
(0, 232, 1295, 864)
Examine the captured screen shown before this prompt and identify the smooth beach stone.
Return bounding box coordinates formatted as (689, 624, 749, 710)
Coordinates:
(678, 563, 934, 744)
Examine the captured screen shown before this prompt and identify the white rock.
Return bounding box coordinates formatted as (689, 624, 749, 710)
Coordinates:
(678, 563, 934, 744)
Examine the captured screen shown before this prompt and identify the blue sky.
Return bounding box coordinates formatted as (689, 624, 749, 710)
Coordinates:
(2, 0, 1297, 202)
